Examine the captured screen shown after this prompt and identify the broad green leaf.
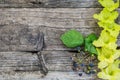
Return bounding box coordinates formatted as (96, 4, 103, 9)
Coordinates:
(60, 29, 84, 48)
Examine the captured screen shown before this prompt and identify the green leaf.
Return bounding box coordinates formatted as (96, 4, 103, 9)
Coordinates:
(97, 47, 115, 69)
(98, 60, 120, 80)
(60, 29, 84, 48)
(113, 50, 120, 59)
(94, 8, 118, 29)
(97, 22, 120, 38)
(93, 30, 117, 50)
(98, 0, 119, 11)
(85, 33, 98, 43)
(97, 47, 120, 69)
(98, 61, 108, 69)
(85, 33, 98, 55)
(85, 43, 98, 55)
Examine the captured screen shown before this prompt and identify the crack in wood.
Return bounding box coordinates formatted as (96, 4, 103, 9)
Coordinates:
(30, 1, 42, 5)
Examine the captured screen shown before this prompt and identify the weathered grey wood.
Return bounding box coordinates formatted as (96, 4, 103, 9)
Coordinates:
(0, 0, 102, 8)
(0, 8, 120, 51)
(0, 24, 44, 51)
(0, 71, 95, 80)
(0, 52, 39, 72)
(0, 8, 101, 28)
(0, 51, 96, 79)
(0, 51, 73, 71)
(43, 51, 73, 71)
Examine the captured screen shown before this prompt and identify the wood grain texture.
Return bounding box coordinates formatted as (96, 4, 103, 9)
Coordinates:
(0, 71, 95, 80)
(0, 51, 73, 71)
(0, 51, 92, 80)
(0, 8, 101, 28)
(0, 0, 102, 8)
(0, 52, 39, 72)
(43, 51, 73, 71)
(0, 8, 120, 51)
(0, 24, 44, 51)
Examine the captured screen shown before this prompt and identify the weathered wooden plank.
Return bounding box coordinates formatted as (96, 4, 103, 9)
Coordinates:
(0, 51, 73, 71)
(0, 71, 95, 80)
(0, 8, 101, 28)
(0, 0, 102, 8)
(0, 8, 120, 51)
(0, 52, 39, 72)
(0, 51, 96, 79)
(43, 51, 73, 71)
(0, 24, 44, 51)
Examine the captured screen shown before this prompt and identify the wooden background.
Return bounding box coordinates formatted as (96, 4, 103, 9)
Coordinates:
(0, 0, 120, 80)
